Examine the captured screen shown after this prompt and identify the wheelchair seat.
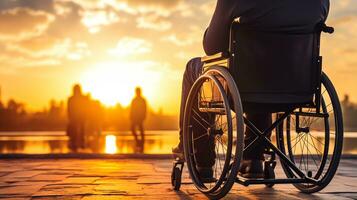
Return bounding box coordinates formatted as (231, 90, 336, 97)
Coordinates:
(228, 24, 321, 112)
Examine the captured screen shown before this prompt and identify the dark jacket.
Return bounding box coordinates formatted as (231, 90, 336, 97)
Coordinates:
(203, 0, 331, 108)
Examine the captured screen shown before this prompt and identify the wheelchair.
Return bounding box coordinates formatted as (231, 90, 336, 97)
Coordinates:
(171, 18, 343, 199)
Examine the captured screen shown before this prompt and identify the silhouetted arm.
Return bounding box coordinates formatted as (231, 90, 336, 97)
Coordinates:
(67, 98, 73, 121)
(129, 100, 134, 121)
(203, 0, 235, 56)
(143, 99, 147, 120)
(322, 0, 330, 21)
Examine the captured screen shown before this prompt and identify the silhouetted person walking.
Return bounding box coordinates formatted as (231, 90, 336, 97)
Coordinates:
(130, 87, 147, 153)
(67, 84, 87, 152)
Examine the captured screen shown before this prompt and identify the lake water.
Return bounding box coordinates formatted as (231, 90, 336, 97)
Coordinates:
(0, 131, 179, 154)
(0, 131, 356, 155)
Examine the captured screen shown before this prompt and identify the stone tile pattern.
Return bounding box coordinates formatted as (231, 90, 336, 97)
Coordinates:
(0, 158, 356, 199)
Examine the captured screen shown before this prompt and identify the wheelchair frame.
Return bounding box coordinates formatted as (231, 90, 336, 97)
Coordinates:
(171, 18, 342, 198)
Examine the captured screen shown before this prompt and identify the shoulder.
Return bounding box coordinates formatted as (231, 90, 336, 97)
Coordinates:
(322, 0, 330, 18)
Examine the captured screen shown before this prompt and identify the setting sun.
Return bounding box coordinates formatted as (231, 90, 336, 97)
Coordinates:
(105, 135, 117, 154)
(80, 61, 160, 106)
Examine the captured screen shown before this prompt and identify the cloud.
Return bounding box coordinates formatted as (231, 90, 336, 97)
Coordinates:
(199, 1, 216, 16)
(175, 51, 191, 60)
(124, 0, 183, 17)
(80, 9, 123, 33)
(136, 14, 171, 31)
(54, 1, 73, 16)
(0, 54, 61, 69)
(60, 0, 185, 33)
(163, 34, 193, 46)
(108, 37, 152, 57)
(0, 8, 54, 41)
(162, 26, 202, 47)
(57, 1, 127, 33)
(327, 0, 357, 22)
(5, 37, 91, 63)
(62, 0, 183, 16)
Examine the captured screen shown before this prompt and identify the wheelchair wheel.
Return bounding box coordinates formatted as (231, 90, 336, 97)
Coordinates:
(277, 72, 343, 193)
(183, 66, 245, 199)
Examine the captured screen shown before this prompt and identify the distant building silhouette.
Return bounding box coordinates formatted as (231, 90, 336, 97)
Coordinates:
(341, 94, 357, 131)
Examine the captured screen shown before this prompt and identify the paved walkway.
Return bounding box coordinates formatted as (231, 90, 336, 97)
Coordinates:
(0, 158, 356, 199)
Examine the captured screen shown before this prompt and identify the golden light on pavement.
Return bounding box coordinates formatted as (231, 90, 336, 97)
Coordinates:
(105, 135, 117, 154)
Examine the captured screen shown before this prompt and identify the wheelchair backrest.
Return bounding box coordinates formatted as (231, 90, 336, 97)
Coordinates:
(229, 24, 321, 107)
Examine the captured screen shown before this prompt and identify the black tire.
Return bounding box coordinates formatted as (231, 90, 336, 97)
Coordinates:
(183, 66, 244, 199)
(276, 72, 343, 193)
(172, 167, 182, 191)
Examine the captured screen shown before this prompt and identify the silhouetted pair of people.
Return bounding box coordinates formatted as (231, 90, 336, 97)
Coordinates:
(67, 84, 147, 153)
(67, 84, 104, 152)
(130, 87, 147, 153)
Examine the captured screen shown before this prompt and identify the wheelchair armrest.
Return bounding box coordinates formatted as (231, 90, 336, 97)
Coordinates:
(201, 52, 230, 63)
(320, 23, 334, 34)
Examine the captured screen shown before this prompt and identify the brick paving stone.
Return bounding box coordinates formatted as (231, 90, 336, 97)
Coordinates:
(0, 170, 43, 179)
(32, 195, 83, 200)
(59, 177, 100, 184)
(34, 184, 95, 197)
(8, 181, 52, 187)
(0, 197, 31, 200)
(0, 184, 43, 195)
(30, 174, 71, 182)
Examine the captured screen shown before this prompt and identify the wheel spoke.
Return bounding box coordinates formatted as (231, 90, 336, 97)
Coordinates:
(291, 133, 305, 151)
(306, 135, 324, 155)
(309, 134, 325, 147)
(192, 109, 211, 127)
(192, 115, 209, 130)
(193, 132, 208, 141)
(309, 134, 322, 162)
(298, 136, 304, 169)
(307, 135, 321, 169)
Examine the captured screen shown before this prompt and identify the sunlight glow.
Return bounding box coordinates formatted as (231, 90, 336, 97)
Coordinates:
(105, 135, 117, 154)
(80, 61, 160, 107)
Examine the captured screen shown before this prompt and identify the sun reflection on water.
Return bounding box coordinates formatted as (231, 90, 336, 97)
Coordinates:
(105, 135, 117, 154)
(1, 131, 355, 155)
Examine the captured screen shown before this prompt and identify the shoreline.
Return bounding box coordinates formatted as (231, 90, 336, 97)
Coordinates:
(1, 153, 356, 160)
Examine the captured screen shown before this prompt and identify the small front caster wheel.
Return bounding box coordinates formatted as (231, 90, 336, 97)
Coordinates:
(264, 162, 276, 188)
(171, 167, 182, 190)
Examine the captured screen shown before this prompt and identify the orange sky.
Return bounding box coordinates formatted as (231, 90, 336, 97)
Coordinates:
(0, 0, 356, 115)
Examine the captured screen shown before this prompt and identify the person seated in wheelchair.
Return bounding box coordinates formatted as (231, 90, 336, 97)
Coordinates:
(173, 0, 329, 180)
